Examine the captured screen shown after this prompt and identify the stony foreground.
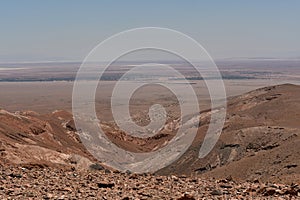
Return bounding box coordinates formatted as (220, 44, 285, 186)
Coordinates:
(0, 165, 299, 199)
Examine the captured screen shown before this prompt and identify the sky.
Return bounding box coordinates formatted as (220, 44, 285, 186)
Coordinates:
(0, 1, 299, 62)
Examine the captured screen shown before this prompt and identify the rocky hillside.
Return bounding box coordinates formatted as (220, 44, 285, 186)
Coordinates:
(159, 84, 300, 184)
(0, 109, 97, 170)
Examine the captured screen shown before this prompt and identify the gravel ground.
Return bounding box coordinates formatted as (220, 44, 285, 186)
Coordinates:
(0, 165, 299, 199)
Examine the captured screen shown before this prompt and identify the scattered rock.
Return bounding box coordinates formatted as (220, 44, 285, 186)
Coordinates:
(65, 120, 76, 131)
(220, 184, 233, 189)
(9, 173, 22, 178)
(177, 193, 196, 200)
(89, 163, 105, 171)
(285, 164, 298, 169)
(43, 193, 53, 199)
(97, 181, 115, 189)
(221, 144, 240, 149)
(211, 189, 223, 195)
(263, 188, 276, 196)
(0, 165, 298, 199)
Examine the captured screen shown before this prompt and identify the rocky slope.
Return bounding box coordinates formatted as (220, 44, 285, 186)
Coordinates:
(158, 84, 300, 184)
(0, 109, 97, 170)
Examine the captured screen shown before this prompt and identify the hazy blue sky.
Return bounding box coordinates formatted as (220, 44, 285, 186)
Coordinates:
(0, 1, 299, 62)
